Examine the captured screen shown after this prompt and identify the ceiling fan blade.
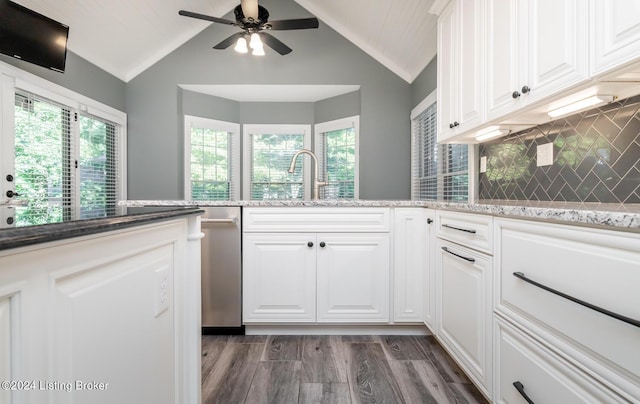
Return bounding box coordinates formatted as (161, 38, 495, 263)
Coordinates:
(260, 33, 292, 55)
(213, 32, 246, 50)
(267, 18, 319, 30)
(178, 10, 236, 26)
(240, 0, 259, 20)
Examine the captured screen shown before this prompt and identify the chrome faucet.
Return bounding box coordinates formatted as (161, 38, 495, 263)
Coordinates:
(288, 149, 328, 200)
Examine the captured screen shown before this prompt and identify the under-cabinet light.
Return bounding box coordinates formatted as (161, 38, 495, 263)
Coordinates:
(547, 95, 614, 118)
(475, 126, 509, 141)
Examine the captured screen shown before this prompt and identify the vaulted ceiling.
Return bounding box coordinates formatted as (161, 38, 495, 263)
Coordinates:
(10, 0, 437, 83)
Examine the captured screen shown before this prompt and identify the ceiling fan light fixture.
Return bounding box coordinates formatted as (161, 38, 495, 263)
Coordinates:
(252, 45, 265, 56)
(249, 33, 263, 50)
(234, 37, 248, 53)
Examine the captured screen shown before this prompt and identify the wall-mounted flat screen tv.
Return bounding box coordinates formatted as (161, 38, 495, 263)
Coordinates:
(0, 0, 69, 72)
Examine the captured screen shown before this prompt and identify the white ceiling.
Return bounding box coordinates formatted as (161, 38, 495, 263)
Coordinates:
(11, 0, 437, 83)
(180, 84, 360, 102)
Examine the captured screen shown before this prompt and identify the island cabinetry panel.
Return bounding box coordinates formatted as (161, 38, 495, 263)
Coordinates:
(243, 207, 391, 324)
(0, 217, 200, 404)
(495, 218, 640, 402)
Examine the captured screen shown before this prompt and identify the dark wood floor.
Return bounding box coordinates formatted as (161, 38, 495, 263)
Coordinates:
(201, 334, 488, 404)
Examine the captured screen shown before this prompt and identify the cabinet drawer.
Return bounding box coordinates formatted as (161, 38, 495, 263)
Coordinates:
(436, 210, 493, 254)
(243, 207, 390, 232)
(496, 218, 640, 401)
(495, 318, 624, 404)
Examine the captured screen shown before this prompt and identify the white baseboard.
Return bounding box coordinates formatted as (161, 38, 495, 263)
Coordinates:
(245, 324, 433, 336)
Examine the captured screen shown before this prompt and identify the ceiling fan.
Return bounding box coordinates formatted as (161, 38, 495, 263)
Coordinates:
(178, 0, 319, 55)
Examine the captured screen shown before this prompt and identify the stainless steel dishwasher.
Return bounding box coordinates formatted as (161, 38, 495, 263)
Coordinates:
(200, 206, 243, 335)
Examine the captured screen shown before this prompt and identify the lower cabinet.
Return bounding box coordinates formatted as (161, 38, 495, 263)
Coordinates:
(495, 317, 625, 403)
(243, 231, 390, 323)
(436, 236, 493, 398)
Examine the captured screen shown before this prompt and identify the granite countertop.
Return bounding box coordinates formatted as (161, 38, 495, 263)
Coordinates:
(119, 200, 640, 231)
(0, 207, 203, 251)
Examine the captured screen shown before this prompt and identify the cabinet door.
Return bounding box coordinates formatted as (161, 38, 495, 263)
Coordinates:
(456, 0, 484, 133)
(525, 0, 589, 103)
(437, 1, 458, 140)
(243, 233, 316, 322)
(316, 233, 390, 322)
(591, 0, 640, 76)
(437, 239, 492, 397)
(393, 208, 427, 323)
(486, 0, 522, 120)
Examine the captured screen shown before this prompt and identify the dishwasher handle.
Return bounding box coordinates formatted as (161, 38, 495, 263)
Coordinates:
(201, 217, 238, 225)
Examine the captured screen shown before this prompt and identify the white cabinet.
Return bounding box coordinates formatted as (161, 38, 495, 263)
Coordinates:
(242, 233, 317, 322)
(591, 0, 640, 77)
(494, 218, 640, 402)
(486, 0, 589, 121)
(392, 208, 435, 326)
(436, 238, 493, 398)
(434, 210, 493, 397)
(316, 233, 389, 322)
(495, 318, 625, 403)
(242, 208, 391, 324)
(437, 0, 484, 142)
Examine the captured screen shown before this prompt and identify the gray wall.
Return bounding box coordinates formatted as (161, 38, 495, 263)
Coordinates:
(315, 91, 361, 123)
(126, 0, 412, 200)
(411, 56, 437, 110)
(0, 51, 126, 111)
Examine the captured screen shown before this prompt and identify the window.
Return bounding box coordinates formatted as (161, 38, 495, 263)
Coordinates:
(314, 116, 359, 199)
(411, 91, 470, 201)
(184, 116, 239, 200)
(243, 124, 311, 200)
(0, 65, 126, 228)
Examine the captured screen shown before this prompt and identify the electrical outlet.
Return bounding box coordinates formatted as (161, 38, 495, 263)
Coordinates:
(537, 143, 554, 167)
(155, 267, 170, 317)
(480, 156, 487, 173)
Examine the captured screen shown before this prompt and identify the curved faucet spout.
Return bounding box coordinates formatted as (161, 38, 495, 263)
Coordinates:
(288, 149, 327, 200)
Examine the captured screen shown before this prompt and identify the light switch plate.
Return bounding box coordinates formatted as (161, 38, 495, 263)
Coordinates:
(155, 267, 170, 317)
(480, 156, 487, 173)
(537, 143, 554, 167)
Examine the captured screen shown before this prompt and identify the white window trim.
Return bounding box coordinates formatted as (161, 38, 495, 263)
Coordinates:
(0, 60, 127, 219)
(314, 115, 360, 199)
(242, 124, 311, 200)
(183, 115, 240, 200)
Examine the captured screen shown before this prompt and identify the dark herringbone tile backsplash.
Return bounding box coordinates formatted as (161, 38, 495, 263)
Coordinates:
(479, 95, 640, 203)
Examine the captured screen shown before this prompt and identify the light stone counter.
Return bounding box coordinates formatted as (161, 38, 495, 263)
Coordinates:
(119, 200, 640, 231)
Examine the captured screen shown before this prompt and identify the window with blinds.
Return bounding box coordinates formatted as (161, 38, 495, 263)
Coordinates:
(244, 125, 310, 200)
(185, 116, 239, 200)
(315, 116, 359, 200)
(79, 114, 117, 218)
(14, 91, 73, 226)
(411, 94, 469, 201)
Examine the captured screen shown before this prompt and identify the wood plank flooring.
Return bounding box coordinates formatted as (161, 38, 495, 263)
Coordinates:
(201, 335, 488, 404)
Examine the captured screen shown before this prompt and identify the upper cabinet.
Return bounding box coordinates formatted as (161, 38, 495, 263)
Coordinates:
(437, 0, 484, 142)
(591, 0, 640, 77)
(485, 0, 589, 122)
(432, 0, 640, 143)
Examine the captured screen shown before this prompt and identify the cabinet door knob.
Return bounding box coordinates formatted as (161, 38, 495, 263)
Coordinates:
(319, 242, 326, 248)
(512, 91, 521, 99)
(307, 241, 314, 248)
(427, 218, 433, 224)
(6, 190, 20, 198)
(449, 121, 460, 129)
(521, 85, 530, 94)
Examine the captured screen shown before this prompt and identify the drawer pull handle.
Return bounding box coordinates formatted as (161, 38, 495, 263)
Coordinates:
(442, 223, 477, 234)
(513, 272, 640, 329)
(442, 247, 475, 263)
(513, 381, 535, 404)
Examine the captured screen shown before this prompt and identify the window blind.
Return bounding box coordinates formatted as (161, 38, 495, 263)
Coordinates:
(14, 91, 73, 226)
(317, 127, 356, 199)
(79, 113, 118, 218)
(189, 126, 233, 200)
(248, 132, 304, 200)
(411, 99, 469, 201)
